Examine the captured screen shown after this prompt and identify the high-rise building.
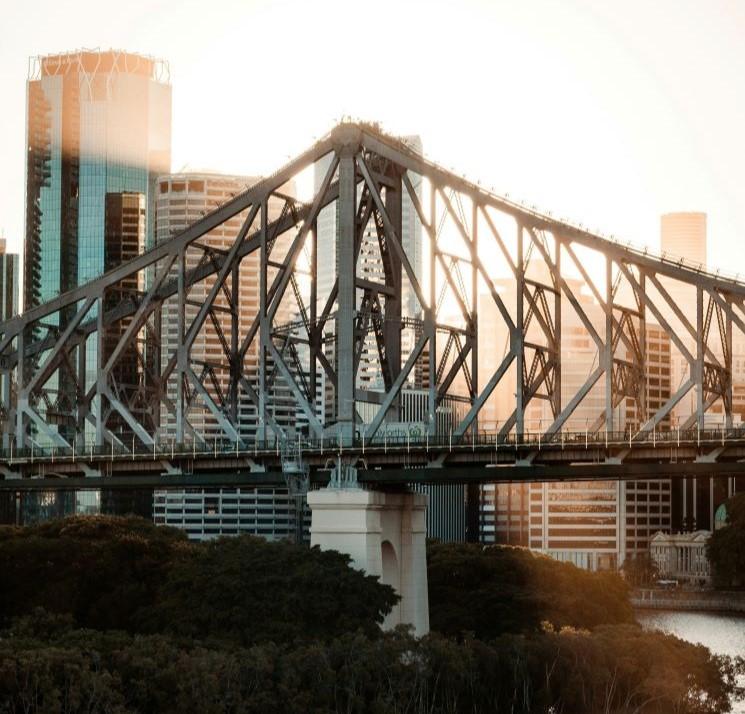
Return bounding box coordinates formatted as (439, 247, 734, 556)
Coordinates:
(0, 238, 19, 322)
(154, 172, 319, 442)
(0, 237, 20, 408)
(657, 213, 739, 532)
(156, 172, 259, 441)
(153, 173, 321, 543)
(153, 487, 310, 543)
(660, 212, 707, 267)
(0, 239, 20, 524)
(24, 49, 171, 311)
(477, 270, 674, 569)
(102, 192, 148, 435)
(624, 324, 673, 559)
(659, 213, 706, 426)
(23, 49, 171, 446)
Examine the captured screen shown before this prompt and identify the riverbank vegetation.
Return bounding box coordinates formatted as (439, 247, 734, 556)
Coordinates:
(708, 492, 745, 588)
(0, 516, 742, 713)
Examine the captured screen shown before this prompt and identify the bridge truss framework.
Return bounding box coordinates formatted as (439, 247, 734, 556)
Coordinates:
(2, 122, 745, 486)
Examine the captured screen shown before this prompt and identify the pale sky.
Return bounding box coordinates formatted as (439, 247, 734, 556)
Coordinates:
(0, 0, 744, 274)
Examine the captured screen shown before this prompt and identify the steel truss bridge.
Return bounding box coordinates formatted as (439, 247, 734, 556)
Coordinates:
(3, 122, 745, 491)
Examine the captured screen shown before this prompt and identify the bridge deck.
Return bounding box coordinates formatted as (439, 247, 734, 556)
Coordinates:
(1, 429, 744, 491)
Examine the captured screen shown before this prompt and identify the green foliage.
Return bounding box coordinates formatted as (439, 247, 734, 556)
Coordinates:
(0, 612, 741, 714)
(427, 541, 633, 639)
(621, 552, 660, 586)
(708, 493, 745, 588)
(0, 515, 191, 631)
(0, 516, 397, 642)
(1, 515, 741, 713)
(141, 533, 398, 645)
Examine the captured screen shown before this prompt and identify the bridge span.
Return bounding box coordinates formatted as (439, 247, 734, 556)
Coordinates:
(6, 121, 745, 635)
(2, 427, 744, 491)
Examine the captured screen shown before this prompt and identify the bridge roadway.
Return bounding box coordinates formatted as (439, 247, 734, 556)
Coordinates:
(1, 428, 745, 491)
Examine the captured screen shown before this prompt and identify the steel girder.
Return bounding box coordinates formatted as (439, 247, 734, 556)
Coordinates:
(1, 122, 744, 453)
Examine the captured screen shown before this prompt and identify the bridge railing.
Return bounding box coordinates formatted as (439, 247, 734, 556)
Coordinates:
(2, 425, 745, 464)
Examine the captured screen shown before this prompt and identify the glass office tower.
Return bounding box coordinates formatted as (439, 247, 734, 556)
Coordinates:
(16, 51, 170, 522)
(25, 49, 171, 311)
(24, 49, 171, 445)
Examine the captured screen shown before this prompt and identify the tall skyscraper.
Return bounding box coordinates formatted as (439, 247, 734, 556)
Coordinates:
(0, 236, 19, 421)
(24, 49, 171, 311)
(17, 49, 170, 516)
(153, 172, 319, 543)
(102, 192, 148, 434)
(0, 238, 19, 523)
(659, 212, 706, 427)
(0, 238, 19, 323)
(660, 212, 707, 267)
(657, 213, 737, 533)
(154, 172, 319, 442)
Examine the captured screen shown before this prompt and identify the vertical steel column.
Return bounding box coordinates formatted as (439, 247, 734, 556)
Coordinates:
(258, 198, 268, 440)
(692, 476, 698, 528)
(153, 306, 162, 435)
(15, 330, 24, 449)
(427, 181, 437, 435)
(552, 238, 562, 420)
(470, 201, 479, 430)
(515, 223, 525, 438)
(309, 219, 318, 417)
(695, 286, 704, 430)
(1, 368, 11, 449)
(709, 476, 714, 530)
(638, 272, 647, 425)
(229, 262, 239, 425)
(175, 250, 186, 444)
(76, 340, 87, 440)
(384, 170, 403, 421)
(725, 296, 733, 429)
(95, 296, 106, 446)
(605, 256, 614, 432)
(336, 148, 357, 440)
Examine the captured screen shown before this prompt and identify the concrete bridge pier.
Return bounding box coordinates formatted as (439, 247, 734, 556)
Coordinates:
(307, 487, 429, 636)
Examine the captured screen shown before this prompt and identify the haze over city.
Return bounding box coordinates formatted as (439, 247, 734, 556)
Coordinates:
(1, 0, 745, 271)
(1, 2, 745, 712)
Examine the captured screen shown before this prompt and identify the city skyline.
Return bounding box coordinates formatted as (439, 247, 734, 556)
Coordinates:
(1, 0, 744, 281)
(0, 5, 743, 710)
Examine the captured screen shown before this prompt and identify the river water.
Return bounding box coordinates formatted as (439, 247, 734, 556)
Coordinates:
(636, 610, 745, 713)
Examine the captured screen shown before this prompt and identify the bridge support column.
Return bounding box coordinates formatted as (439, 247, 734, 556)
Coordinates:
(307, 488, 429, 636)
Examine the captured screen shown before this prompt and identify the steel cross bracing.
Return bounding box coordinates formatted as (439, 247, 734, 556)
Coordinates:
(2, 121, 745, 484)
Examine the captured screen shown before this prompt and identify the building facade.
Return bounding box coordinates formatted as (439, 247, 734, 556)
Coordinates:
(24, 49, 171, 443)
(152, 173, 321, 542)
(0, 239, 19, 410)
(650, 530, 711, 584)
(154, 172, 320, 443)
(25, 49, 171, 310)
(153, 487, 309, 542)
(477, 269, 674, 569)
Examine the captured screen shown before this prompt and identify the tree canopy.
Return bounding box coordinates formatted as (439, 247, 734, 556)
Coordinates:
(141, 531, 397, 644)
(427, 541, 633, 639)
(708, 492, 745, 588)
(0, 515, 396, 641)
(0, 515, 742, 713)
(0, 611, 740, 714)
